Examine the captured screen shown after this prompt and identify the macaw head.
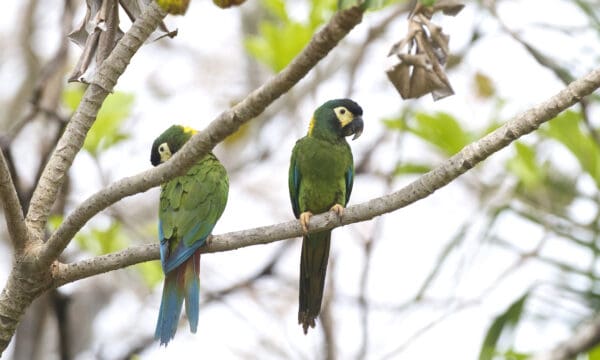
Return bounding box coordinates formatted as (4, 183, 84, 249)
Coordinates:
(150, 125, 197, 166)
(309, 98, 364, 141)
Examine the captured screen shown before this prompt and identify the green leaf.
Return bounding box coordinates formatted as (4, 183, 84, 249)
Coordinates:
(76, 221, 128, 255)
(507, 142, 543, 189)
(474, 71, 496, 99)
(262, 0, 287, 21)
(499, 349, 531, 360)
(544, 110, 600, 186)
(394, 162, 432, 176)
(588, 343, 600, 360)
(479, 293, 529, 360)
(83, 92, 134, 156)
(62, 88, 133, 157)
(245, 0, 337, 71)
(47, 215, 64, 233)
(407, 112, 471, 156)
(382, 116, 407, 131)
(136, 261, 164, 288)
(62, 85, 85, 111)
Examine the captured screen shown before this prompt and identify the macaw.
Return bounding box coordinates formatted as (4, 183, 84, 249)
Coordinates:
(150, 125, 229, 345)
(288, 99, 364, 333)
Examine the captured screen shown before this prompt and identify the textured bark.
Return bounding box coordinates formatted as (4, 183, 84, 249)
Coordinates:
(26, 2, 168, 253)
(43, 6, 365, 265)
(0, 3, 168, 355)
(0, 149, 28, 253)
(0, 5, 365, 354)
(52, 67, 600, 287)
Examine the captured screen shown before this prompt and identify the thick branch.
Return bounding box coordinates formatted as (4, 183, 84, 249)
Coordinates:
(26, 2, 168, 248)
(43, 6, 364, 264)
(53, 67, 600, 286)
(0, 149, 28, 253)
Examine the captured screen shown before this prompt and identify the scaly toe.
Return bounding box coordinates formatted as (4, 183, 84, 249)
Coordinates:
(330, 204, 344, 218)
(299, 212, 313, 233)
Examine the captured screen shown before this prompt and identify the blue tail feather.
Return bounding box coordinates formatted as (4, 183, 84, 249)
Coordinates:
(154, 250, 201, 346)
(185, 251, 200, 333)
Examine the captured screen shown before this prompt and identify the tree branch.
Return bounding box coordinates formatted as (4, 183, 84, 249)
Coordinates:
(52, 67, 600, 286)
(0, 3, 169, 354)
(26, 2, 168, 249)
(532, 314, 600, 360)
(0, 148, 28, 253)
(43, 6, 365, 265)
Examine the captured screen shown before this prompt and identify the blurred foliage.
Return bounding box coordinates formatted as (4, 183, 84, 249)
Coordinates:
(543, 110, 600, 187)
(213, 0, 247, 9)
(62, 85, 163, 287)
(75, 221, 129, 255)
(394, 162, 432, 176)
(47, 215, 64, 233)
(588, 344, 600, 360)
(385, 111, 473, 156)
(75, 220, 162, 287)
(479, 293, 529, 360)
(507, 142, 577, 212)
(136, 261, 164, 288)
(245, 0, 408, 71)
(156, 0, 190, 15)
(75, 221, 128, 255)
(383, 45, 600, 358)
(474, 72, 496, 99)
(245, 0, 337, 72)
(63, 86, 133, 157)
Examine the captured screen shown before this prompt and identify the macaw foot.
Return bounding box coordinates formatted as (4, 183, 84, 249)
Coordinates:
(299, 211, 313, 234)
(330, 204, 344, 218)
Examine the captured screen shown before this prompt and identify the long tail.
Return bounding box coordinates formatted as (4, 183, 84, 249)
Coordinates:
(155, 250, 201, 346)
(298, 230, 331, 334)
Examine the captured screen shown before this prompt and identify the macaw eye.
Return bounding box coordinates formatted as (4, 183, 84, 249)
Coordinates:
(340, 109, 346, 114)
(158, 144, 165, 153)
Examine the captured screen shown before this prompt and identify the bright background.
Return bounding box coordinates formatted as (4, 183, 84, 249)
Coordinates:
(1, 0, 600, 359)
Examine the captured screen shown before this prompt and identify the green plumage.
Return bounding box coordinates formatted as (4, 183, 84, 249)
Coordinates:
(159, 156, 228, 254)
(289, 99, 363, 333)
(151, 125, 229, 345)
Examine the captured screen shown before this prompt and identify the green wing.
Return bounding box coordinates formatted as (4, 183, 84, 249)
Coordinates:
(344, 162, 354, 206)
(289, 143, 301, 219)
(159, 154, 229, 274)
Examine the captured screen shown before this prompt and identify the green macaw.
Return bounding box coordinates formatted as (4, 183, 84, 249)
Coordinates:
(150, 125, 229, 346)
(288, 99, 364, 333)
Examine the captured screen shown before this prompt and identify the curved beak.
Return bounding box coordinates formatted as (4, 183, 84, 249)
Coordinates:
(150, 143, 160, 166)
(343, 115, 363, 140)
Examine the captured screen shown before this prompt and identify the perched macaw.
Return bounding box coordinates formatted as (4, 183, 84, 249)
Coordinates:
(288, 99, 364, 333)
(150, 125, 229, 346)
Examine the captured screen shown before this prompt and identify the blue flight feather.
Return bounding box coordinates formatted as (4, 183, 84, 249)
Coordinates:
(154, 269, 184, 346)
(160, 223, 215, 274)
(291, 163, 301, 218)
(345, 166, 354, 204)
(184, 252, 200, 333)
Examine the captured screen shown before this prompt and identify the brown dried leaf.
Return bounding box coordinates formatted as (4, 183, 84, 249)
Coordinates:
(385, 0, 461, 100)
(433, 0, 465, 16)
(68, 0, 173, 83)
